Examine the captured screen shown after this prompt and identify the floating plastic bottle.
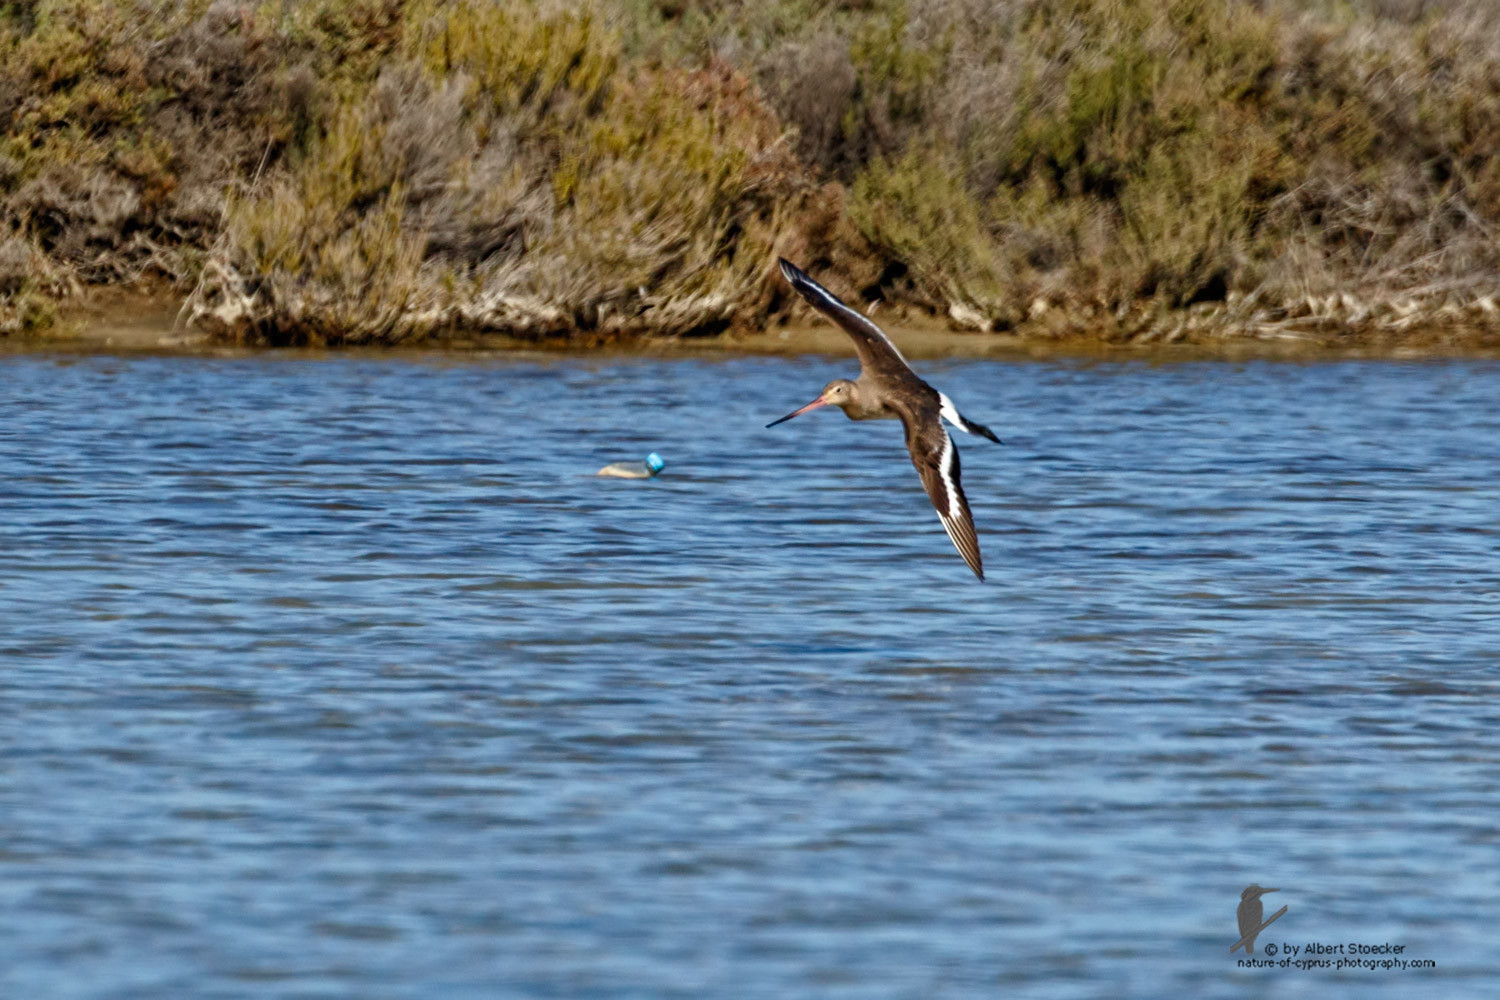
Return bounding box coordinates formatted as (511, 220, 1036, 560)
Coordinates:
(597, 452, 665, 479)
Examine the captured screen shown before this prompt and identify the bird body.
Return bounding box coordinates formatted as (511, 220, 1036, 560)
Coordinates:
(768, 259, 1002, 581)
(1238, 896, 1264, 949)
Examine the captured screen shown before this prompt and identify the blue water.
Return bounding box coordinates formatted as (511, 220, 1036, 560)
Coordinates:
(2, 349, 1499, 997)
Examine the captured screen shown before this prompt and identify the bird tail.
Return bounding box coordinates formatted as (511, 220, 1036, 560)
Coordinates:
(936, 393, 1003, 445)
(958, 413, 1002, 445)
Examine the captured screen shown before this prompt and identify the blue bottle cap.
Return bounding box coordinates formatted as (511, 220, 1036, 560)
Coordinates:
(645, 453, 665, 473)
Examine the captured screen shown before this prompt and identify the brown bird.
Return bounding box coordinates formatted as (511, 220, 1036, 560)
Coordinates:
(767, 258, 1002, 581)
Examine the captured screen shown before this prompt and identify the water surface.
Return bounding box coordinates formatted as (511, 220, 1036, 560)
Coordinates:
(2, 350, 1498, 997)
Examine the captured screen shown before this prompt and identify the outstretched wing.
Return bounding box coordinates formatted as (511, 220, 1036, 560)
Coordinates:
(898, 402, 985, 581)
(778, 258, 912, 379)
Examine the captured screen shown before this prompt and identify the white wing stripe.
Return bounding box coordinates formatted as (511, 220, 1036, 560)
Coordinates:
(937, 428, 961, 518)
(780, 258, 911, 365)
(807, 282, 909, 363)
(938, 392, 964, 432)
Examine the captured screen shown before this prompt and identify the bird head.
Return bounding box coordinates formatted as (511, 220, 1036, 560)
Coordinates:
(820, 379, 856, 407)
(1241, 885, 1279, 901)
(766, 379, 857, 428)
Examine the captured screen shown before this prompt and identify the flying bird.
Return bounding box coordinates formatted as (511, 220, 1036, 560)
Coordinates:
(767, 258, 1002, 581)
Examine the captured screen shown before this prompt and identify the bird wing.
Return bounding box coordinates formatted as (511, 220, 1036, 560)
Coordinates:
(778, 258, 911, 379)
(896, 400, 985, 581)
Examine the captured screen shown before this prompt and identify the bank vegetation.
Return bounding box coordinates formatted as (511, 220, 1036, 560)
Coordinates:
(3, 0, 1500, 347)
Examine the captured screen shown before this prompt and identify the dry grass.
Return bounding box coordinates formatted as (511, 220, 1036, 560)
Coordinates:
(186, 2, 814, 343)
(0, 0, 410, 333)
(4, 0, 1500, 343)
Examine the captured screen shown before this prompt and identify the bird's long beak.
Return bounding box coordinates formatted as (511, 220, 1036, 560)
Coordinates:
(766, 396, 827, 428)
(1261, 888, 1280, 894)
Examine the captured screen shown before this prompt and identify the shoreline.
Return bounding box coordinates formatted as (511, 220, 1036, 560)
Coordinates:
(9, 289, 1500, 363)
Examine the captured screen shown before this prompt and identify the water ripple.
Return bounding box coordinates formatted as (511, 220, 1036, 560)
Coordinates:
(1, 352, 1498, 997)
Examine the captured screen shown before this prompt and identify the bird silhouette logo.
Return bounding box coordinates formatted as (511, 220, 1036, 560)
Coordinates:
(1231, 885, 1288, 953)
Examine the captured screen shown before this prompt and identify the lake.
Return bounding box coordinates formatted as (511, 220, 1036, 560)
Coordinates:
(2, 347, 1498, 997)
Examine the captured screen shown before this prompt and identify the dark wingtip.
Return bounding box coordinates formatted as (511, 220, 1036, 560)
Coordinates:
(777, 257, 804, 286)
(971, 420, 1002, 445)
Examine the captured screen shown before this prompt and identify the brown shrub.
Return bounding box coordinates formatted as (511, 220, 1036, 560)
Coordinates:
(7, 0, 1500, 342)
